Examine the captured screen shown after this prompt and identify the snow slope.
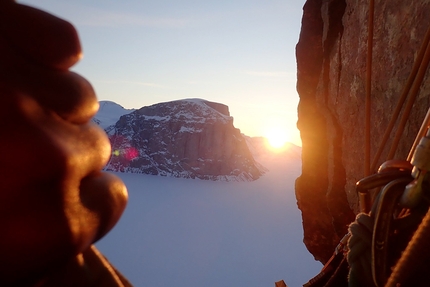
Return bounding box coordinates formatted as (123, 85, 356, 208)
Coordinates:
(93, 101, 136, 129)
(96, 147, 322, 287)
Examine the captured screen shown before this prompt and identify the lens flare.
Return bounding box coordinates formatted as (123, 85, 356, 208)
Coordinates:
(124, 147, 139, 161)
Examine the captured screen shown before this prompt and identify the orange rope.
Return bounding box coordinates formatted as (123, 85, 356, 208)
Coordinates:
(371, 25, 430, 171)
(387, 32, 430, 160)
(407, 108, 430, 161)
(365, 0, 375, 177)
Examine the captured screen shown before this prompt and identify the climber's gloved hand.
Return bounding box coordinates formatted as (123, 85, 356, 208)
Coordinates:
(0, 1, 128, 285)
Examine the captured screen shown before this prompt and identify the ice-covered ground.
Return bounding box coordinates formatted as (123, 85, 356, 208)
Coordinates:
(96, 148, 322, 287)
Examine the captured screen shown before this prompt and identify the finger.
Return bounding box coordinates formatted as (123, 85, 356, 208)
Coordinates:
(0, 92, 109, 196)
(0, 2, 82, 70)
(0, 38, 98, 124)
(42, 121, 112, 178)
(0, 90, 110, 193)
(79, 172, 128, 243)
(0, 91, 126, 277)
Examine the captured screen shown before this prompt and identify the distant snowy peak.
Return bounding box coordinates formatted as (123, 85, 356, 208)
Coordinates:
(93, 101, 135, 129)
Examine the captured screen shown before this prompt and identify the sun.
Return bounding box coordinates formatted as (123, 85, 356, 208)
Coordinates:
(265, 128, 289, 149)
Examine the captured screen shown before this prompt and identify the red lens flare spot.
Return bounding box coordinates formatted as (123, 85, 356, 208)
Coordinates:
(124, 147, 139, 161)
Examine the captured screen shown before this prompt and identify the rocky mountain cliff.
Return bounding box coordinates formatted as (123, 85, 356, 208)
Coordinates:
(296, 0, 430, 262)
(94, 99, 264, 181)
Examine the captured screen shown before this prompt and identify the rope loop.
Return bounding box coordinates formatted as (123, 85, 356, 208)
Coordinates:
(347, 213, 375, 287)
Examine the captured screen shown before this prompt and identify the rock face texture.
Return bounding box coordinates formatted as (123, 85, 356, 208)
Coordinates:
(296, 0, 430, 263)
(100, 99, 263, 181)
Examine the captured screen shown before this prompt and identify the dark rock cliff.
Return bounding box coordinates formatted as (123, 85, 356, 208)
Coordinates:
(103, 99, 263, 181)
(296, 0, 430, 263)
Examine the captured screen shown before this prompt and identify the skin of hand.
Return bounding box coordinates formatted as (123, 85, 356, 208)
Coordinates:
(0, 1, 128, 286)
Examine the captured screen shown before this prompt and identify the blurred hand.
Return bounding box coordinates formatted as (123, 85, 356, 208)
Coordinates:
(0, 2, 128, 286)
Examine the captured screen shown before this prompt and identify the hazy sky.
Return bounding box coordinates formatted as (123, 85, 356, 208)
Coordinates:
(19, 0, 305, 146)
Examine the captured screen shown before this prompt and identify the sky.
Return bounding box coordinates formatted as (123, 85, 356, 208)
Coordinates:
(19, 0, 306, 146)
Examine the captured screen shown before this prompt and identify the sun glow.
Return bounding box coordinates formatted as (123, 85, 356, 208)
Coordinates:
(265, 128, 289, 149)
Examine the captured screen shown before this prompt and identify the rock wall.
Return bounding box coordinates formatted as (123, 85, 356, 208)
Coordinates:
(296, 0, 430, 263)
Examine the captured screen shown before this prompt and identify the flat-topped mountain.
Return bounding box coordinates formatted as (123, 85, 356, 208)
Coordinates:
(94, 99, 264, 181)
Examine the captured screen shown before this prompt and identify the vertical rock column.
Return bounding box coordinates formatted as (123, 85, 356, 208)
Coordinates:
(295, 0, 430, 263)
(295, 0, 356, 263)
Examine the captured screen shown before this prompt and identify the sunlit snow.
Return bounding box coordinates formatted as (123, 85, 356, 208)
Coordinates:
(94, 101, 136, 129)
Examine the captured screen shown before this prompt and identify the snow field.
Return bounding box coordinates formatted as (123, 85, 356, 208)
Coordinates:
(96, 151, 322, 287)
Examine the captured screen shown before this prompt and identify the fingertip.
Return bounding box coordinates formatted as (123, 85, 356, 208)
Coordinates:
(79, 172, 128, 243)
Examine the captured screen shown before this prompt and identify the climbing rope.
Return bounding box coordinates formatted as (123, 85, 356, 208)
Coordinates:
(407, 108, 430, 161)
(347, 213, 374, 286)
(362, 4, 430, 212)
(361, 0, 376, 213)
(371, 24, 430, 171)
(387, 30, 430, 160)
(364, 19, 430, 286)
(385, 205, 430, 286)
(364, 0, 375, 178)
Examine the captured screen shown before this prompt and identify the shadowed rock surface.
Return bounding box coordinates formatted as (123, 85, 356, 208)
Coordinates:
(296, 0, 430, 263)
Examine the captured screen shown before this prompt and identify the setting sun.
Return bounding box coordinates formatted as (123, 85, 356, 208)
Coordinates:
(265, 128, 289, 149)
